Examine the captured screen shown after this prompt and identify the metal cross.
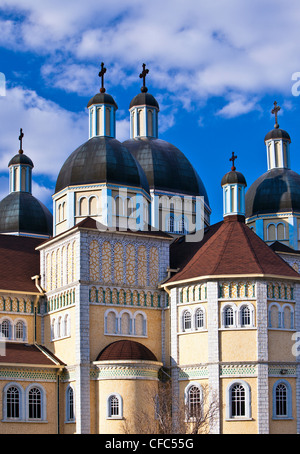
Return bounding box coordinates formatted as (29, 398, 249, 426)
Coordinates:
(271, 101, 280, 128)
(19, 128, 24, 153)
(99, 62, 106, 93)
(139, 63, 149, 92)
(230, 151, 237, 171)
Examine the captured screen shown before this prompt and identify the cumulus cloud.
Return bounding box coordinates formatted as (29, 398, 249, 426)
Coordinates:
(1, 0, 300, 116)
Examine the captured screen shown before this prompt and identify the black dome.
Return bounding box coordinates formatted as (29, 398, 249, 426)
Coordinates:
(245, 168, 300, 217)
(221, 170, 247, 187)
(123, 137, 209, 204)
(264, 128, 291, 142)
(8, 153, 34, 167)
(129, 92, 159, 110)
(0, 192, 53, 236)
(55, 136, 149, 194)
(87, 92, 118, 109)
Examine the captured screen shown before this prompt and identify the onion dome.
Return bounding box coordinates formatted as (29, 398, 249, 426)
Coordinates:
(55, 136, 149, 194)
(245, 167, 300, 217)
(221, 152, 247, 218)
(0, 192, 53, 236)
(129, 92, 159, 110)
(123, 137, 209, 203)
(96, 340, 157, 361)
(87, 92, 118, 109)
(0, 128, 53, 237)
(245, 102, 300, 218)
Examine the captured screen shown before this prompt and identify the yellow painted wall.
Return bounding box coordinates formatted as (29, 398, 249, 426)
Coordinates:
(43, 306, 76, 365)
(178, 332, 208, 364)
(268, 377, 297, 434)
(96, 378, 158, 434)
(268, 330, 296, 362)
(219, 330, 257, 362)
(220, 377, 258, 434)
(89, 305, 163, 362)
(0, 379, 58, 434)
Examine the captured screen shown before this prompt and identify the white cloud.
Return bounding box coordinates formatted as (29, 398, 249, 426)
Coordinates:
(216, 94, 260, 118)
(1, 0, 300, 117)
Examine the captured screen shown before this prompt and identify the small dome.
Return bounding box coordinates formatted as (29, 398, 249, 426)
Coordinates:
(0, 192, 53, 236)
(87, 92, 118, 109)
(8, 153, 34, 168)
(96, 340, 157, 361)
(55, 136, 149, 194)
(264, 128, 291, 142)
(221, 170, 247, 187)
(129, 92, 159, 110)
(245, 168, 300, 217)
(123, 137, 209, 204)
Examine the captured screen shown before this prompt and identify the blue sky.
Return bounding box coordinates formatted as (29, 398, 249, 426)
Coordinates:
(1, 0, 300, 224)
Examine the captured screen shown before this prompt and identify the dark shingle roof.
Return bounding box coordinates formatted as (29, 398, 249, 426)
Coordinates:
(166, 216, 300, 284)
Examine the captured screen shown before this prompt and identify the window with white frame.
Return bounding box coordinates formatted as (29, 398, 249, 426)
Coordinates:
(6, 385, 20, 419)
(187, 385, 202, 420)
(1, 319, 11, 339)
(15, 321, 25, 340)
(28, 387, 42, 419)
(195, 308, 204, 329)
(107, 393, 123, 419)
(241, 305, 251, 327)
(183, 310, 192, 331)
(66, 385, 75, 422)
(226, 380, 251, 420)
(224, 306, 234, 327)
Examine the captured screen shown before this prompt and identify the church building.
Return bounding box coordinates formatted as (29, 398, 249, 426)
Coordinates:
(0, 64, 299, 435)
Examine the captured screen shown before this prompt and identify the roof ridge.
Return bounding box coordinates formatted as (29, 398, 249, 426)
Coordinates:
(241, 222, 265, 273)
(210, 221, 235, 275)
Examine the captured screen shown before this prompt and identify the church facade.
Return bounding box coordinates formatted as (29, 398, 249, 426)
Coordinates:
(0, 65, 299, 434)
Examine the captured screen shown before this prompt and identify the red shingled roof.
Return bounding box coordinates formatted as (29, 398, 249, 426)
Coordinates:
(96, 340, 158, 362)
(0, 343, 63, 366)
(166, 216, 300, 284)
(0, 234, 43, 292)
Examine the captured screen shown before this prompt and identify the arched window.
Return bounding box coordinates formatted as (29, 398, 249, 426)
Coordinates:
(226, 380, 251, 419)
(241, 305, 251, 327)
(107, 393, 123, 419)
(183, 310, 192, 331)
(273, 380, 292, 419)
(28, 387, 42, 420)
(15, 321, 25, 340)
(224, 306, 234, 327)
(167, 215, 175, 233)
(6, 386, 20, 419)
(195, 308, 204, 329)
(66, 386, 75, 422)
(187, 385, 202, 420)
(1, 319, 11, 339)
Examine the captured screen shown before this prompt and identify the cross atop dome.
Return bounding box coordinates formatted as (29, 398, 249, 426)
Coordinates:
(99, 62, 107, 93)
(230, 151, 237, 171)
(19, 128, 24, 154)
(139, 63, 149, 93)
(271, 101, 280, 129)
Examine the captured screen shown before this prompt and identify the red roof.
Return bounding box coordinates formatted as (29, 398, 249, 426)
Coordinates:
(166, 216, 300, 284)
(0, 234, 43, 292)
(96, 340, 158, 362)
(0, 343, 63, 366)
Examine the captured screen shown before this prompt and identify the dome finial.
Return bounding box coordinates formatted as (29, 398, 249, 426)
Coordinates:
(229, 151, 237, 171)
(271, 101, 280, 129)
(98, 62, 106, 93)
(18, 128, 24, 154)
(139, 63, 149, 93)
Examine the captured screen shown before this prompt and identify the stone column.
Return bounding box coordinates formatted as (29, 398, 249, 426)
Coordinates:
(207, 281, 220, 434)
(256, 280, 269, 434)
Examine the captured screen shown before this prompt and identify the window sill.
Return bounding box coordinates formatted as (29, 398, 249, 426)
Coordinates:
(2, 419, 48, 423)
(106, 416, 123, 420)
(225, 417, 253, 421)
